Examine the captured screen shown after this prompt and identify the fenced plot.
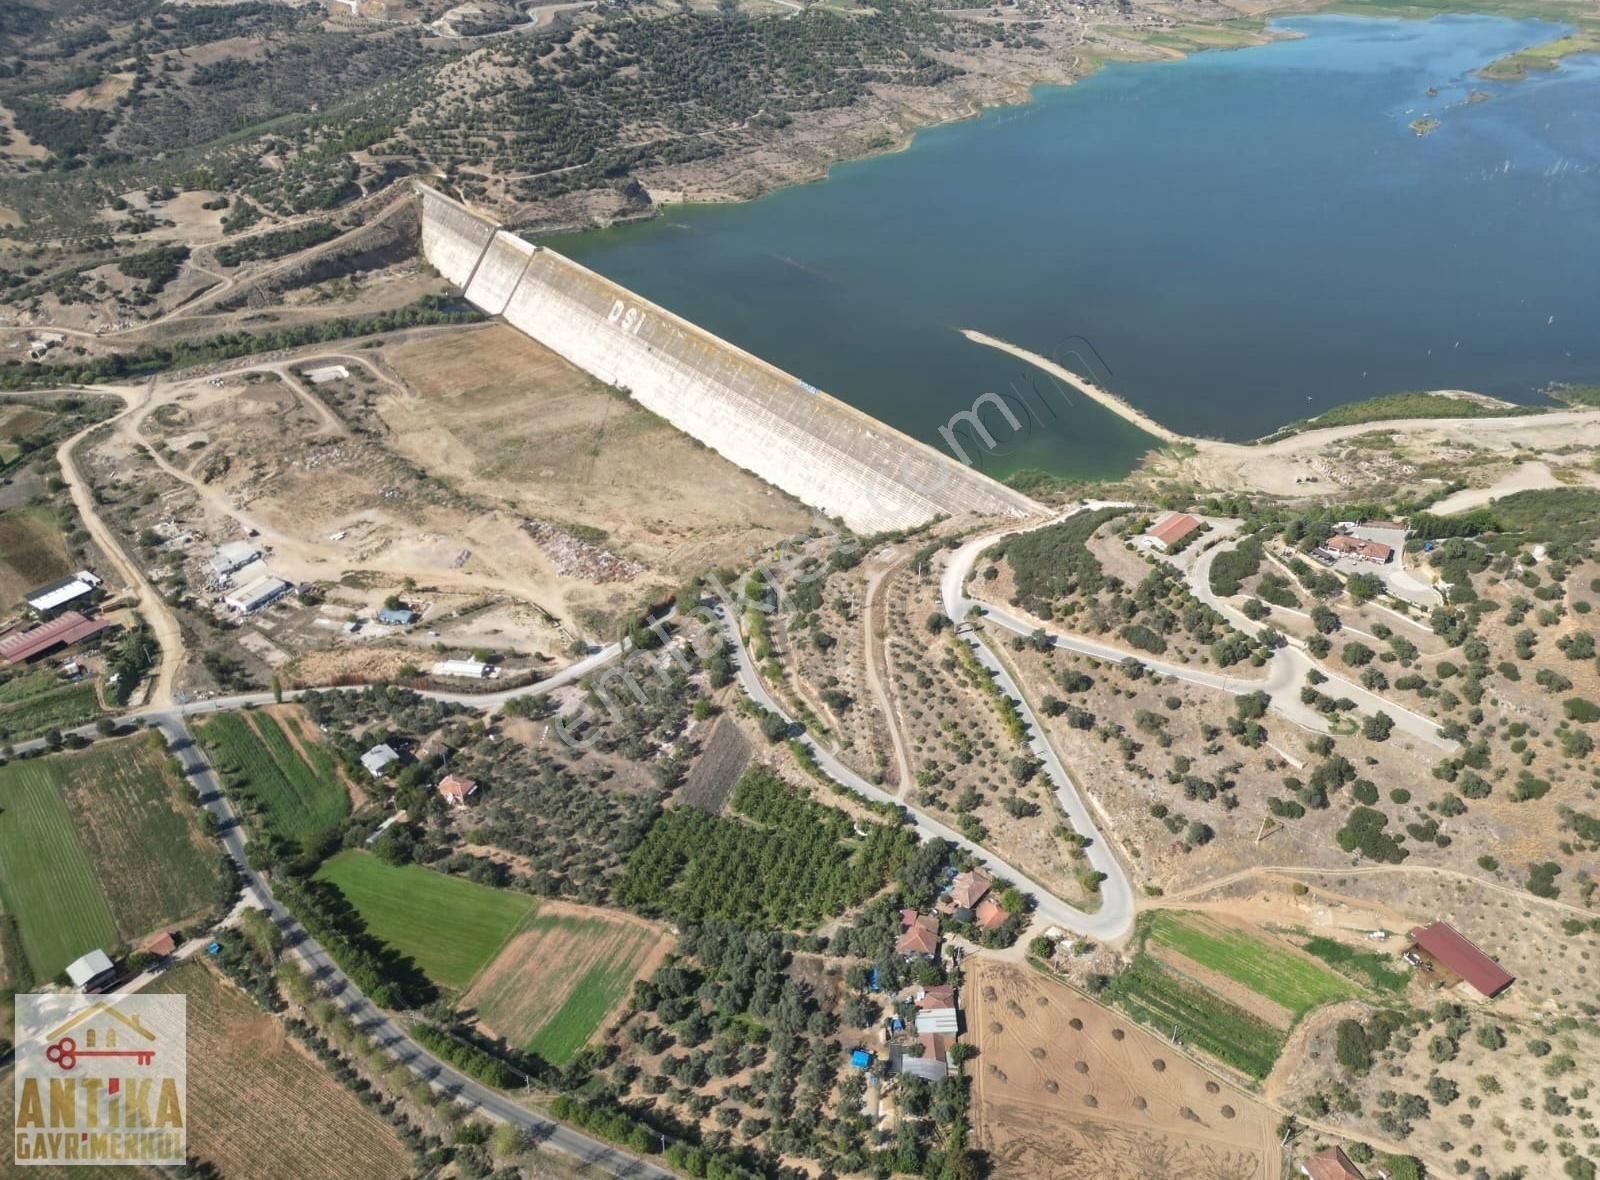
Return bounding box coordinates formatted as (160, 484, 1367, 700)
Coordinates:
(199, 710, 348, 839)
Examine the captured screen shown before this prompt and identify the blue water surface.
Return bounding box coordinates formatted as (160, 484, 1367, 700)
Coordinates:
(546, 14, 1600, 479)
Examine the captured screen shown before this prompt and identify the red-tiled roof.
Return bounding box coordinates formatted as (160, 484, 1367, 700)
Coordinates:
(1409, 922, 1514, 998)
(949, 869, 992, 910)
(896, 924, 939, 956)
(0, 611, 112, 663)
(916, 984, 956, 1010)
(1147, 512, 1201, 546)
(1324, 534, 1393, 562)
(918, 1033, 948, 1063)
(437, 773, 479, 801)
(975, 897, 1009, 930)
(1302, 1146, 1365, 1180)
(142, 931, 178, 958)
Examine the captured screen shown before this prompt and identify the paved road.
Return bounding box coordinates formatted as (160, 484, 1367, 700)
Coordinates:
(710, 598, 1135, 940)
(146, 712, 671, 1179)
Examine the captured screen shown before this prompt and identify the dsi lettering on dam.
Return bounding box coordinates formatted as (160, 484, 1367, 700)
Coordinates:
(417, 184, 1042, 534)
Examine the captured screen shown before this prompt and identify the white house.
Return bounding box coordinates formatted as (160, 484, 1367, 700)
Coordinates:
(431, 659, 495, 679)
(361, 744, 399, 777)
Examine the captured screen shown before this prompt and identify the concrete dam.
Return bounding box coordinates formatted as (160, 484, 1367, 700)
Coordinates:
(416, 184, 1042, 534)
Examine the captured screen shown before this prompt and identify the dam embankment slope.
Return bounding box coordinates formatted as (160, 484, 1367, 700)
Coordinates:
(416, 184, 1042, 534)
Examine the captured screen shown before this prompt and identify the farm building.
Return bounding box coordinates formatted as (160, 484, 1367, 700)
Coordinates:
(1301, 1145, 1365, 1180)
(431, 658, 494, 679)
(896, 911, 939, 958)
(437, 774, 479, 807)
(302, 364, 349, 384)
(25, 570, 103, 616)
(224, 575, 291, 615)
(949, 869, 991, 910)
(974, 897, 1009, 931)
(914, 984, 956, 1010)
(1143, 512, 1202, 551)
(377, 607, 420, 626)
(914, 1007, 960, 1036)
(207, 541, 262, 579)
(1318, 533, 1393, 564)
(65, 948, 117, 993)
(893, 1034, 950, 1082)
(0, 611, 113, 664)
(142, 930, 179, 959)
(1406, 922, 1514, 999)
(361, 744, 400, 777)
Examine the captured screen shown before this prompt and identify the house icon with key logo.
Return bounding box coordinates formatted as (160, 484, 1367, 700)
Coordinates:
(44, 1001, 160, 1071)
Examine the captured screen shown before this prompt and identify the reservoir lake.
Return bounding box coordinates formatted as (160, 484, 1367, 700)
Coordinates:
(545, 14, 1600, 480)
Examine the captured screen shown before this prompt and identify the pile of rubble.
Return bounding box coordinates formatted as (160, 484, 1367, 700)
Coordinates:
(524, 519, 645, 583)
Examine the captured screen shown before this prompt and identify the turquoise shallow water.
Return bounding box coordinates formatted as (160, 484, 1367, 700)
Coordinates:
(544, 14, 1600, 480)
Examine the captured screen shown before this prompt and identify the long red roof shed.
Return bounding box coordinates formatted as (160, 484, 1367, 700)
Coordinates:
(1409, 922, 1514, 998)
(0, 611, 112, 664)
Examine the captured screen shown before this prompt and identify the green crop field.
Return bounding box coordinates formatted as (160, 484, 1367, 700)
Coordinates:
(315, 851, 536, 992)
(0, 680, 101, 742)
(1145, 912, 1359, 1017)
(1106, 954, 1284, 1081)
(1301, 936, 1411, 993)
(0, 737, 215, 983)
(199, 710, 348, 839)
(463, 907, 668, 1065)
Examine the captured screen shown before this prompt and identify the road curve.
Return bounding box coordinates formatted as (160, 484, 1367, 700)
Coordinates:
(710, 597, 1135, 940)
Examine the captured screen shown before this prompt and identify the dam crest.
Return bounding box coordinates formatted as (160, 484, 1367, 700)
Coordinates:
(416, 183, 1042, 534)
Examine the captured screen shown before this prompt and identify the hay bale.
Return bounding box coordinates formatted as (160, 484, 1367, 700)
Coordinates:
(1152, 1058, 1166, 1072)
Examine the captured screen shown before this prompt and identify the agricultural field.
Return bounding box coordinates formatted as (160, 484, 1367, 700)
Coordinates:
(198, 709, 348, 839)
(462, 901, 671, 1065)
(0, 505, 71, 610)
(1105, 953, 1286, 1082)
(315, 850, 536, 993)
(144, 962, 414, 1180)
(0, 736, 216, 982)
(1144, 912, 1360, 1018)
(0, 671, 101, 742)
(970, 960, 1280, 1179)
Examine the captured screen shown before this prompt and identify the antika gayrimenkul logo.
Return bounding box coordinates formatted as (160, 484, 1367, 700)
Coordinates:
(13, 992, 187, 1167)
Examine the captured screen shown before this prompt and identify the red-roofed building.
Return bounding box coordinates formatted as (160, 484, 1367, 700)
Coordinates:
(1407, 922, 1514, 999)
(1145, 512, 1202, 551)
(1320, 534, 1393, 564)
(142, 930, 178, 959)
(437, 774, 479, 807)
(915, 984, 956, 1010)
(1300, 1145, 1365, 1180)
(0, 611, 114, 664)
(949, 869, 992, 910)
(975, 897, 1009, 930)
(896, 911, 940, 958)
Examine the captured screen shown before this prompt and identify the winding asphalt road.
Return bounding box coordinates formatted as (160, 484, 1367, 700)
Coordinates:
(709, 598, 1136, 940)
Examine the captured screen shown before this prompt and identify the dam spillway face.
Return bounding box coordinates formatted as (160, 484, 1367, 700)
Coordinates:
(417, 184, 1042, 533)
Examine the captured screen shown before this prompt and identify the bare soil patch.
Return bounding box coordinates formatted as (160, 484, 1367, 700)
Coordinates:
(969, 960, 1280, 1180)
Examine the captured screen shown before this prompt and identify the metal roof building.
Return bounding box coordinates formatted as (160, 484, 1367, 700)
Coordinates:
(1408, 922, 1514, 999)
(224, 575, 291, 615)
(361, 744, 400, 777)
(431, 658, 492, 679)
(0, 611, 113, 664)
(208, 541, 262, 578)
(914, 1008, 959, 1036)
(25, 570, 102, 615)
(65, 949, 116, 992)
